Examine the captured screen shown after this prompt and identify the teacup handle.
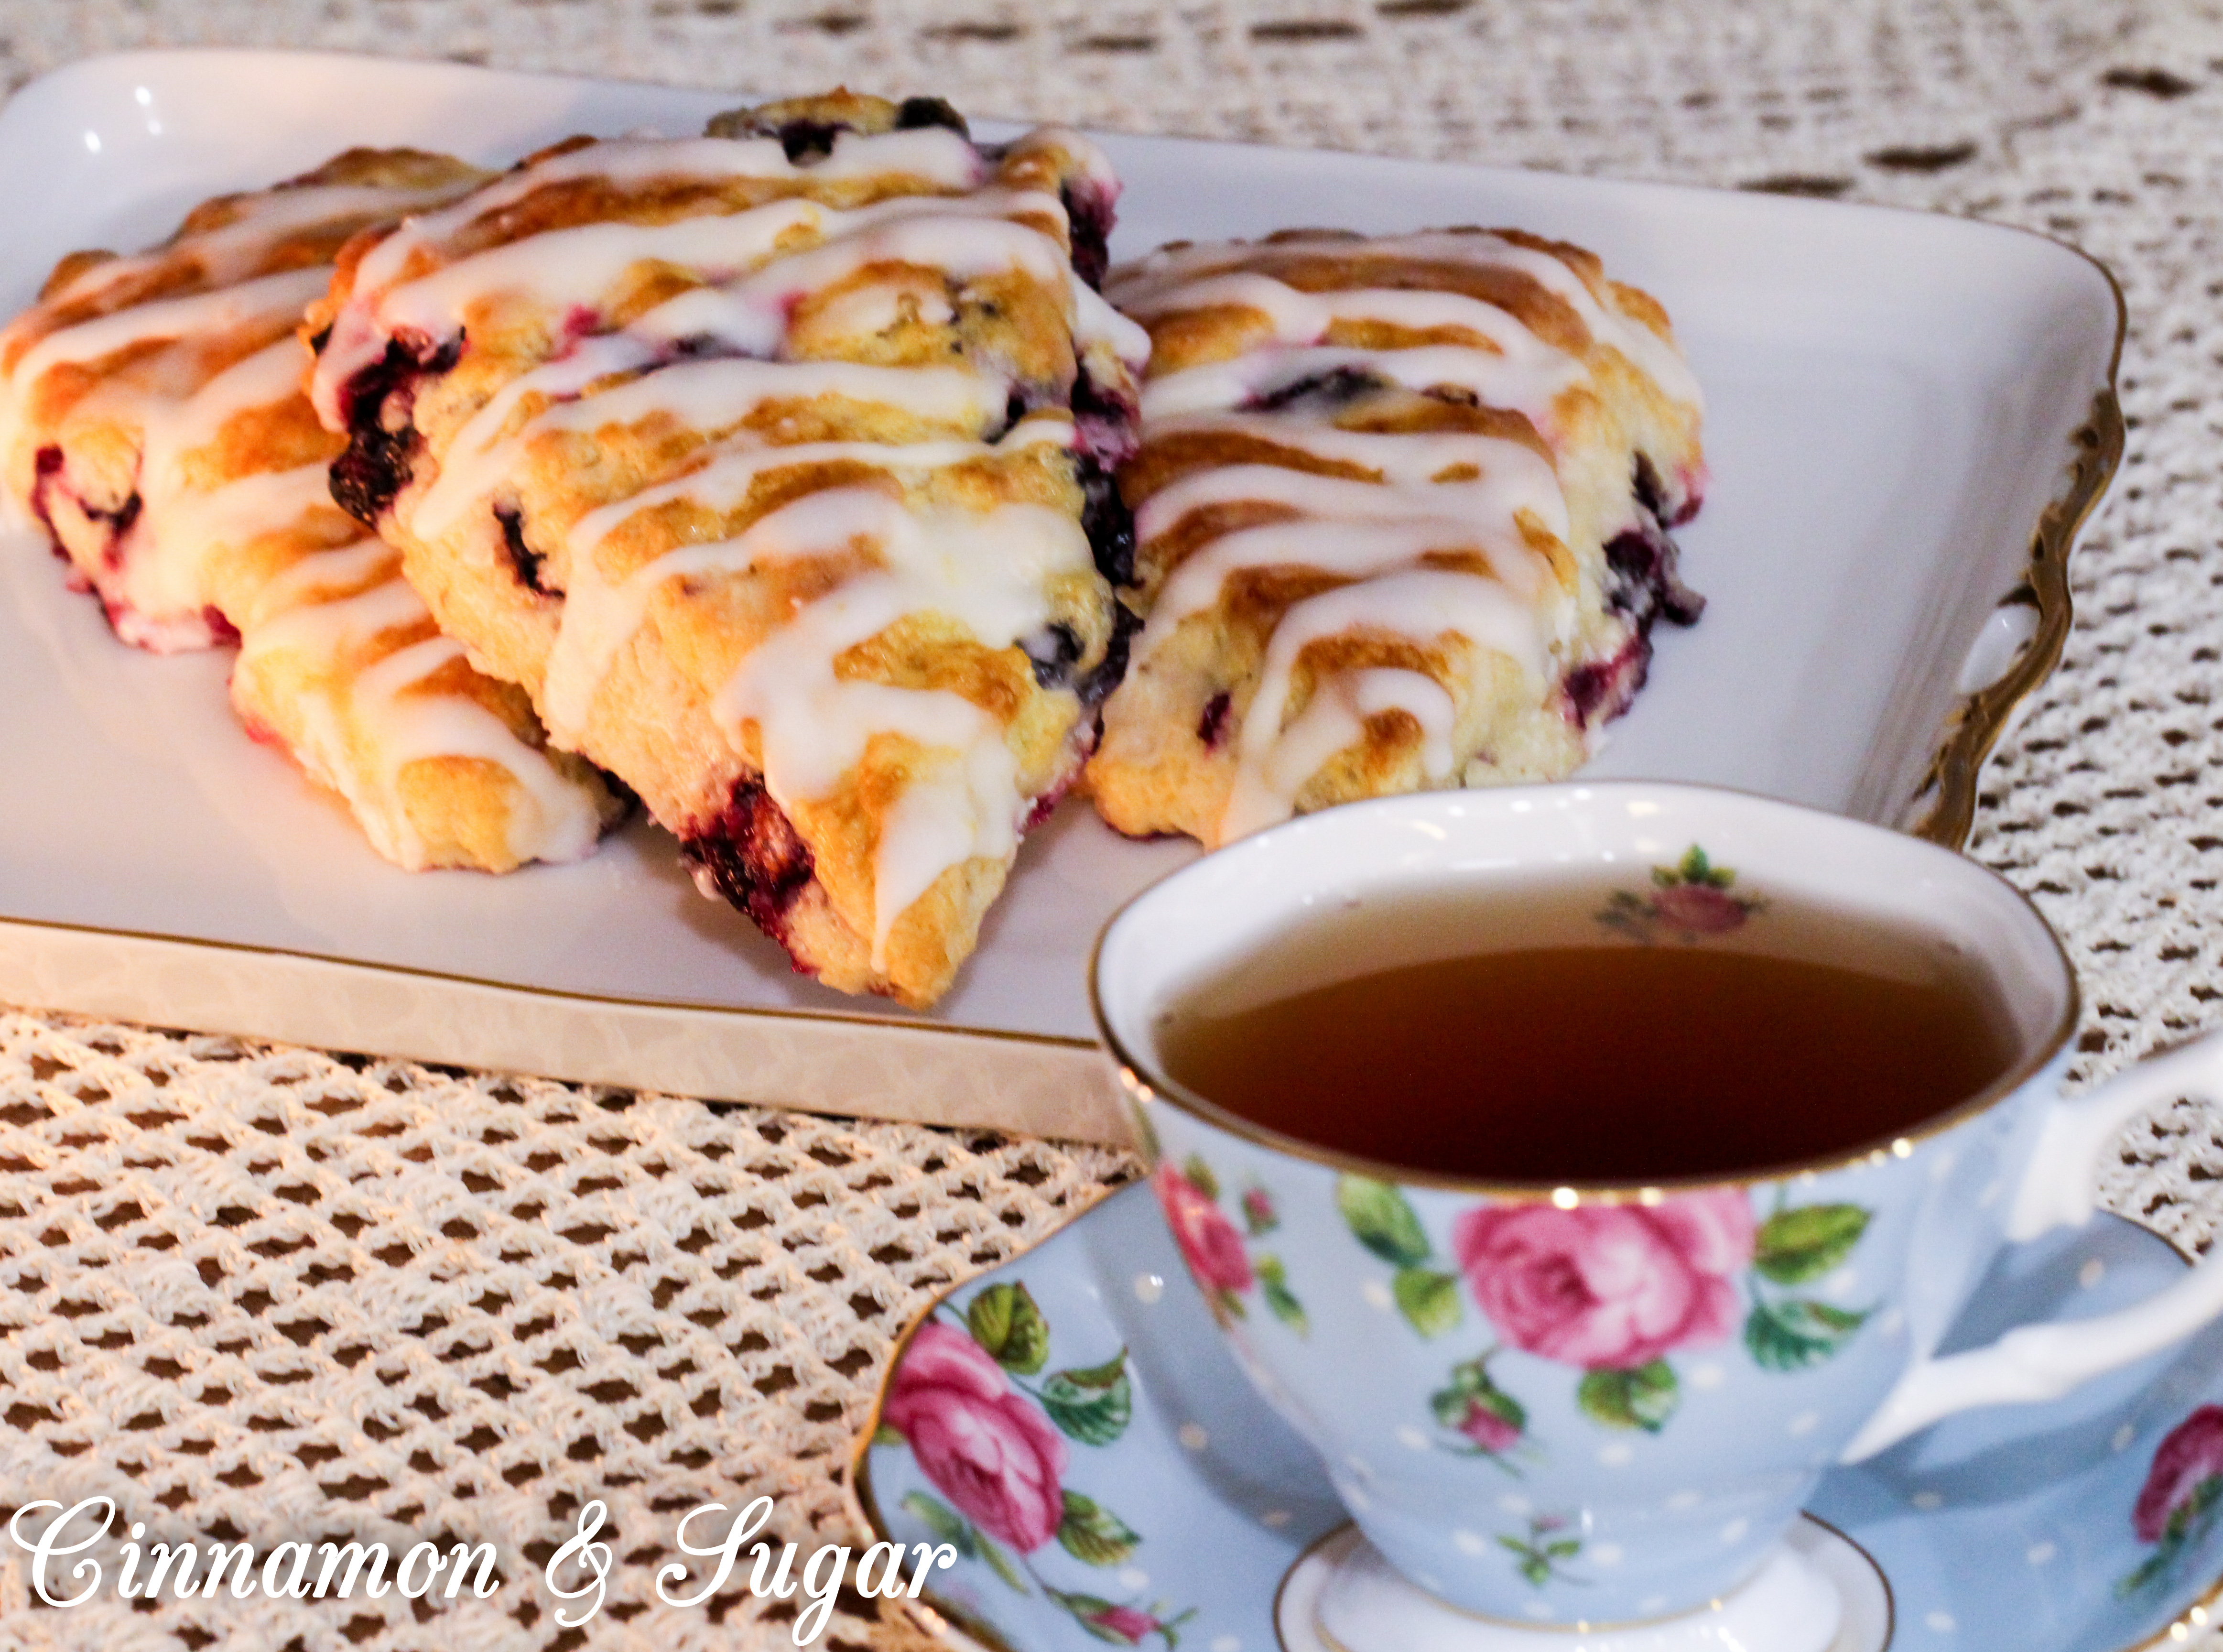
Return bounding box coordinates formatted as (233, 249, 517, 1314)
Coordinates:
(1840, 1031, 2223, 1464)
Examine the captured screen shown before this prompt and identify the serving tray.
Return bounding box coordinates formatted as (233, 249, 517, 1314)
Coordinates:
(0, 50, 2123, 1141)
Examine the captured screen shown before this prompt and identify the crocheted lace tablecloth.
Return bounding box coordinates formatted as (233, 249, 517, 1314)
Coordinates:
(5, 1, 2223, 1647)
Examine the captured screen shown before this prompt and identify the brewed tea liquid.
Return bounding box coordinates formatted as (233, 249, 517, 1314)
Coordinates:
(1153, 885, 2021, 1182)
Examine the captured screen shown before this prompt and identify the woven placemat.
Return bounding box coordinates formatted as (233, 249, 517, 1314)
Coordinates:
(4, 2, 2223, 1647)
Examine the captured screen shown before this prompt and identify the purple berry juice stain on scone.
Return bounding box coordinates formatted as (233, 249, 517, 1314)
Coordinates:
(682, 776, 819, 960)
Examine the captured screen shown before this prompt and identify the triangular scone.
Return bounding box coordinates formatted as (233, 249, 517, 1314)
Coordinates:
(0, 149, 627, 872)
(1086, 228, 1707, 849)
(306, 92, 1148, 1007)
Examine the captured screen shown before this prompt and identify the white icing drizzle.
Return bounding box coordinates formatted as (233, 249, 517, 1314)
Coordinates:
(1112, 230, 1702, 411)
(1140, 343, 1581, 432)
(245, 565, 428, 655)
(714, 212, 1070, 319)
(1103, 230, 1708, 842)
(153, 337, 309, 456)
(1071, 280, 1153, 369)
(1142, 514, 1561, 642)
(543, 426, 1072, 742)
(407, 332, 661, 539)
(316, 127, 990, 402)
(8, 267, 329, 391)
(372, 189, 1064, 352)
(35, 336, 324, 633)
(564, 415, 1072, 554)
(156, 463, 334, 592)
(241, 532, 395, 628)
(1115, 272, 1570, 384)
(357, 128, 987, 294)
(307, 118, 1137, 961)
(410, 349, 1006, 543)
(701, 491, 1092, 968)
(237, 551, 606, 869)
(1219, 569, 1547, 840)
(45, 180, 470, 310)
(1134, 452, 1569, 546)
(1138, 410, 1565, 489)
(1001, 125, 1122, 196)
(1242, 665, 1457, 825)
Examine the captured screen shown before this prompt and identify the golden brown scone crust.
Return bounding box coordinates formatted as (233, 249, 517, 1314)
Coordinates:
(1086, 226, 1706, 848)
(0, 148, 626, 871)
(307, 93, 1144, 1007)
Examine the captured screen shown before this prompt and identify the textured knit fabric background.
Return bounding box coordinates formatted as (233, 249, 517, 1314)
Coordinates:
(0, 1, 2221, 1648)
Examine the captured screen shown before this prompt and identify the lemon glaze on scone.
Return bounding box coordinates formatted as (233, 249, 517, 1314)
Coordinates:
(1087, 228, 1706, 849)
(306, 92, 1148, 1007)
(0, 149, 626, 872)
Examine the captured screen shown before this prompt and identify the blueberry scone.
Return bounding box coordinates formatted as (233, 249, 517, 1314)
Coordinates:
(1087, 228, 1706, 848)
(306, 92, 1148, 1006)
(0, 149, 625, 871)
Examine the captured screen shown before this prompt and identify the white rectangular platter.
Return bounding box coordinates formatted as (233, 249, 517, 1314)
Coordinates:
(0, 50, 2122, 1143)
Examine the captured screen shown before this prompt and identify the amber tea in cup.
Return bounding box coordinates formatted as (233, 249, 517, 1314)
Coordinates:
(1151, 872, 2021, 1183)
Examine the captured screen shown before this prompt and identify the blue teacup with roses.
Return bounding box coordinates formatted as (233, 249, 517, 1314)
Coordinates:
(1091, 783, 2223, 1634)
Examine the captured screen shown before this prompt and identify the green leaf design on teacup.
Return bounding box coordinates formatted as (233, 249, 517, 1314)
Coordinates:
(1338, 1175, 1433, 1268)
(1752, 1204, 1871, 1285)
(977, 1532, 1030, 1594)
(1255, 1255, 1310, 1334)
(1339, 1176, 1467, 1338)
(1499, 1513, 1585, 1588)
(1576, 1361, 1680, 1433)
(902, 1489, 971, 1550)
(1394, 1267, 1464, 1339)
(1744, 1297, 1870, 1371)
(968, 1282, 1052, 1375)
(1741, 1198, 1876, 1371)
(900, 1490, 1030, 1593)
(1057, 1490, 1141, 1567)
(1039, 1351, 1134, 1447)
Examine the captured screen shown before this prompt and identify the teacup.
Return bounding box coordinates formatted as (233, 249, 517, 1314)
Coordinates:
(1091, 782, 2223, 1650)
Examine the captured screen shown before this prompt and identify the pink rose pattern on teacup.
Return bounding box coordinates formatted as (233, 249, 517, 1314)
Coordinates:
(1340, 1174, 1876, 1580)
(1453, 1194, 1755, 1370)
(2120, 1404, 2223, 1595)
(1159, 1164, 1250, 1296)
(1155, 1156, 1307, 1333)
(885, 1322, 1068, 1551)
(1597, 844, 1765, 943)
(881, 1281, 1195, 1645)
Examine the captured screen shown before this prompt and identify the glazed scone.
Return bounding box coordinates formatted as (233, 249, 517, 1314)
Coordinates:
(1087, 228, 1706, 848)
(0, 149, 626, 872)
(306, 92, 1148, 1006)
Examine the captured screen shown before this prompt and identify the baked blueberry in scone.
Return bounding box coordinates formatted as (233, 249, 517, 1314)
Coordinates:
(305, 91, 1149, 1007)
(0, 149, 627, 872)
(1086, 228, 1706, 849)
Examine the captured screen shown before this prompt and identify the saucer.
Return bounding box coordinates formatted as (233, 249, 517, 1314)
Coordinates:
(850, 1185, 2223, 1652)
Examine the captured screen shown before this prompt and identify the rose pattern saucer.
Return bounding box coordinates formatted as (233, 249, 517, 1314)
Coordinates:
(851, 1183, 2223, 1652)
